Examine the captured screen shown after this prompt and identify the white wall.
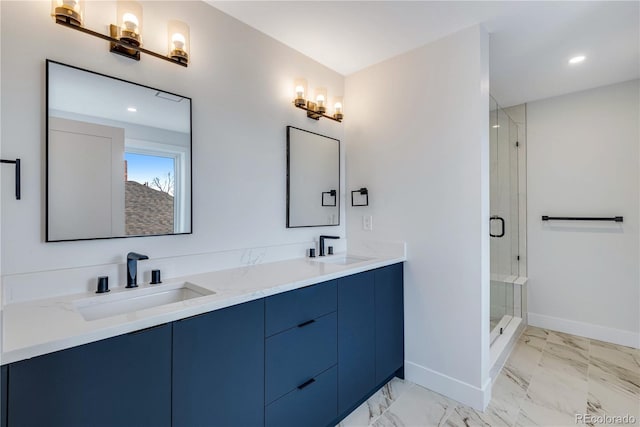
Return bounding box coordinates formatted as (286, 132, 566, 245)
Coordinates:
(345, 25, 491, 409)
(527, 80, 640, 348)
(0, 1, 346, 300)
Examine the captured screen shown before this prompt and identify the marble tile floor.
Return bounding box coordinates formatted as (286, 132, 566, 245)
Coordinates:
(337, 326, 639, 427)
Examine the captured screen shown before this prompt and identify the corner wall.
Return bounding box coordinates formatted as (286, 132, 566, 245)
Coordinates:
(526, 80, 640, 348)
(345, 25, 491, 409)
(1, 1, 346, 301)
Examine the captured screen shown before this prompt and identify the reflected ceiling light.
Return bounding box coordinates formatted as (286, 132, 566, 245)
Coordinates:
(127, 107, 137, 112)
(492, 125, 500, 128)
(569, 55, 586, 64)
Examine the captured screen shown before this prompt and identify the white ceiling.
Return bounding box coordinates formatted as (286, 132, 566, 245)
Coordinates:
(208, 1, 639, 107)
(49, 62, 191, 133)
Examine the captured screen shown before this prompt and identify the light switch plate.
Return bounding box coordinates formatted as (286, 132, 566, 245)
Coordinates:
(363, 215, 373, 231)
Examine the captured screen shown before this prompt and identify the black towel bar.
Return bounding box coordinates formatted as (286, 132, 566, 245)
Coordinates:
(541, 216, 623, 223)
(1, 158, 20, 200)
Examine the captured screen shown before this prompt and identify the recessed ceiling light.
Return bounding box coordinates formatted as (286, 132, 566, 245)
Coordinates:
(492, 125, 500, 128)
(569, 55, 586, 65)
(127, 107, 137, 112)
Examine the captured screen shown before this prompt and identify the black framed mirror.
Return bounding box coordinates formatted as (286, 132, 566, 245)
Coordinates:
(286, 126, 340, 228)
(46, 60, 192, 241)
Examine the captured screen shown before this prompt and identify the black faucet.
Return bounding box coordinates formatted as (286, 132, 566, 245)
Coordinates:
(319, 235, 340, 257)
(126, 252, 149, 288)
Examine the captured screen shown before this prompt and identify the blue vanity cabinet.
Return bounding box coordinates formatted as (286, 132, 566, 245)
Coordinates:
(7, 323, 172, 427)
(375, 262, 405, 383)
(265, 282, 338, 427)
(337, 270, 376, 414)
(172, 299, 265, 427)
(1, 365, 7, 427)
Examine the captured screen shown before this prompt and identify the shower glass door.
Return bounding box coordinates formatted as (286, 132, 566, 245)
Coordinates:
(489, 96, 520, 343)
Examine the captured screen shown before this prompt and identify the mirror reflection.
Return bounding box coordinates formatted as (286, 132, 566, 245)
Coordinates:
(46, 60, 192, 241)
(287, 126, 340, 227)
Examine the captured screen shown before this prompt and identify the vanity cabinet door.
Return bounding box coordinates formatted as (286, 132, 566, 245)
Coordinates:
(337, 270, 376, 414)
(1, 365, 7, 427)
(172, 299, 265, 427)
(7, 323, 171, 427)
(375, 263, 404, 383)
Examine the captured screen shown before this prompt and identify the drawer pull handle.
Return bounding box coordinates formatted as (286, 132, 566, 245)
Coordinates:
(297, 319, 315, 328)
(297, 378, 316, 390)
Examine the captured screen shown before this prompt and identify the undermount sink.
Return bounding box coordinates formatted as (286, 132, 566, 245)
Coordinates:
(314, 255, 374, 265)
(74, 282, 215, 321)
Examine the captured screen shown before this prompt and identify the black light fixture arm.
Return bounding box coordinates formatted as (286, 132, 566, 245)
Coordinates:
(54, 18, 187, 67)
(295, 103, 342, 123)
(1, 158, 21, 200)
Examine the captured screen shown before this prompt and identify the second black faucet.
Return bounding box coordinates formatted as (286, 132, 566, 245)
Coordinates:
(319, 235, 340, 257)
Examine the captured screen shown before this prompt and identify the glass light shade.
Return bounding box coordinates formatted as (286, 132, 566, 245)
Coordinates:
(315, 88, 327, 113)
(51, 0, 84, 26)
(333, 96, 344, 120)
(168, 20, 190, 64)
(293, 78, 307, 107)
(117, 1, 142, 46)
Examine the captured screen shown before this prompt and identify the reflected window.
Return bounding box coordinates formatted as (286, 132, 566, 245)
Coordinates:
(124, 152, 177, 236)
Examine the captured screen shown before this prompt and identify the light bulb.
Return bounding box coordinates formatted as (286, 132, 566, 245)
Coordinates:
(316, 94, 325, 107)
(334, 102, 342, 114)
(123, 12, 139, 32)
(172, 33, 186, 50)
(62, 0, 79, 8)
(295, 85, 305, 98)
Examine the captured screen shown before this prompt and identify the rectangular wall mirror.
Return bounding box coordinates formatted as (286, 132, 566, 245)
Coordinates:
(46, 60, 192, 241)
(287, 126, 340, 227)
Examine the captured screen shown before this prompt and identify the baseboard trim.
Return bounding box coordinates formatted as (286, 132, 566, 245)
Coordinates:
(404, 361, 491, 411)
(528, 312, 640, 349)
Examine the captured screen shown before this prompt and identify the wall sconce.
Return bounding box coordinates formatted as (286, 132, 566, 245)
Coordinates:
(168, 20, 190, 65)
(51, 0, 84, 26)
(333, 96, 344, 121)
(351, 188, 369, 206)
(110, 1, 143, 60)
(322, 189, 337, 207)
(51, 0, 188, 67)
(294, 79, 307, 107)
(293, 81, 343, 123)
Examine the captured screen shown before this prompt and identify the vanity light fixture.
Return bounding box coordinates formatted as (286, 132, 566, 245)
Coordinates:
(51, 0, 189, 67)
(110, 1, 143, 60)
(168, 20, 190, 65)
(293, 81, 343, 122)
(51, 0, 84, 26)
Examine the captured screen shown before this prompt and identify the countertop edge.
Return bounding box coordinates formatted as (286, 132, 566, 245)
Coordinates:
(2, 255, 405, 365)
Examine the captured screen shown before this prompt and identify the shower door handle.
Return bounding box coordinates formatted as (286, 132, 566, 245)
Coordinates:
(490, 216, 505, 238)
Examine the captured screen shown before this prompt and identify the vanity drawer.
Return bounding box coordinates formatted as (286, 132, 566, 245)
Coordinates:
(265, 365, 337, 427)
(265, 311, 337, 404)
(265, 280, 337, 337)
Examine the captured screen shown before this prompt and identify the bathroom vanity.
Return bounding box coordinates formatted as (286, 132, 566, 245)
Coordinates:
(0, 257, 404, 427)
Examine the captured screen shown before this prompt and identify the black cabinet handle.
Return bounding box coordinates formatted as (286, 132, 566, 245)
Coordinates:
(297, 319, 315, 328)
(490, 216, 505, 238)
(297, 378, 316, 390)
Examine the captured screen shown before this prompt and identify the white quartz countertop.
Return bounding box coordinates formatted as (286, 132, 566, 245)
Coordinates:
(2, 252, 405, 365)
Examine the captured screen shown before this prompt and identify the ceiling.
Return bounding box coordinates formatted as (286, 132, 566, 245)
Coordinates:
(49, 62, 191, 133)
(208, 1, 639, 107)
